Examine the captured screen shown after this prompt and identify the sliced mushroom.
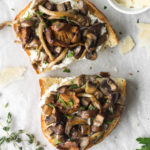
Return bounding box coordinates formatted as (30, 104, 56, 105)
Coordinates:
(108, 92, 120, 104)
(20, 27, 32, 47)
(45, 93, 57, 104)
(42, 104, 53, 116)
(73, 75, 86, 87)
(85, 81, 97, 94)
(81, 97, 90, 107)
(51, 124, 64, 135)
(52, 21, 66, 31)
(85, 33, 97, 50)
(80, 137, 90, 150)
(44, 1, 55, 10)
(77, 0, 88, 15)
(21, 20, 33, 27)
(64, 1, 72, 10)
(77, 93, 102, 111)
(56, 3, 67, 12)
(101, 78, 118, 95)
(57, 91, 80, 114)
(65, 116, 87, 135)
(85, 51, 97, 60)
(57, 85, 70, 94)
(93, 114, 104, 127)
(45, 126, 54, 136)
(89, 131, 104, 144)
(91, 125, 101, 133)
(71, 129, 82, 140)
(73, 45, 84, 59)
(94, 90, 103, 101)
(53, 46, 63, 55)
(81, 125, 90, 135)
(58, 141, 79, 150)
(81, 110, 97, 119)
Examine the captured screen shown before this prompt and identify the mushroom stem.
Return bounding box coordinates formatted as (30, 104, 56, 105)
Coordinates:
(77, 93, 102, 111)
(39, 5, 74, 17)
(0, 21, 13, 30)
(38, 22, 54, 61)
(48, 48, 68, 69)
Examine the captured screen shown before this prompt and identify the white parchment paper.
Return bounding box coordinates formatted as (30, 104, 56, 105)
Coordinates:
(0, 0, 150, 150)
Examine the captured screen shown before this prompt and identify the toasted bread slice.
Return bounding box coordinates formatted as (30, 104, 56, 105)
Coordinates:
(39, 75, 126, 149)
(13, 0, 118, 74)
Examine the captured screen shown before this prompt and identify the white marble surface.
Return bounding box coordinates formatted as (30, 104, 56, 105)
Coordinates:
(0, 0, 150, 150)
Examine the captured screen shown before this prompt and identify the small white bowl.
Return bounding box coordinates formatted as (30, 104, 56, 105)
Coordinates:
(107, 0, 150, 14)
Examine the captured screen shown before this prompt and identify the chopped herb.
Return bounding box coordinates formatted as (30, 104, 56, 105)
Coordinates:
(0, 137, 6, 145)
(105, 119, 114, 125)
(5, 103, 9, 108)
(19, 147, 23, 150)
(68, 99, 73, 106)
(70, 80, 74, 85)
(67, 51, 74, 58)
(63, 68, 71, 73)
(54, 139, 61, 145)
(26, 134, 34, 144)
(84, 85, 86, 89)
(65, 114, 73, 119)
(137, 19, 140, 23)
(71, 85, 78, 89)
(119, 32, 122, 35)
(48, 103, 55, 109)
(105, 99, 109, 103)
(89, 105, 95, 110)
(36, 10, 44, 16)
(57, 93, 60, 99)
(7, 24, 12, 27)
(96, 75, 102, 78)
(11, 8, 15, 11)
(104, 6, 107, 9)
(129, 73, 133, 76)
(7, 112, 12, 124)
(24, 11, 33, 21)
(36, 147, 44, 150)
(60, 16, 65, 20)
(109, 106, 114, 114)
(136, 137, 150, 150)
(44, 61, 47, 64)
(80, 106, 86, 110)
(58, 97, 67, 106)
(3, 127, 10, 131)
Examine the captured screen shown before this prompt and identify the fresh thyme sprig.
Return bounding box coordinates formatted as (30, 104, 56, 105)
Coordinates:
(0, 104, 44, 150)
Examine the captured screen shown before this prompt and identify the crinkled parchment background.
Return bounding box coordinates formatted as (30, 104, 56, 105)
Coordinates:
(0, 0, 150, 150)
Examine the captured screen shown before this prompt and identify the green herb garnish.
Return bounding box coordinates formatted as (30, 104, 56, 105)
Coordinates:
(58, 97, 67, 106)
(60, 16, 65, 20)
(89, 105, 95, 110)
(67, 51, 74, 58)
(84, 85, 86, 89)
(119, 32, 122, 35)
(36, 10, 44, 16)
(65, 114, 73, 119)
(7, 112, 12, 124)
(48, 103, 55, 109)
(7, 24, 12, 27)
(3, 126, 10, 131)
(44, 61, 47, 64)
(63, 68, 71, 73)
(5, 103, 9, 108)
(104, 6, 107, 9)
(24, 11, 33, 21)
(136, 137, 150, 150)
(11, 8, 15, 11)
(70, 80, 74, 84)
(54, 139, 61, 145)
(105, 99, 109, 103)
(71, 85, 78, 89)
(26, 134, 34, 144)
(68, 99, 73, 107)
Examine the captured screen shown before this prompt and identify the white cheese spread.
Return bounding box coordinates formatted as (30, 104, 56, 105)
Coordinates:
(40, 77, 75, 107)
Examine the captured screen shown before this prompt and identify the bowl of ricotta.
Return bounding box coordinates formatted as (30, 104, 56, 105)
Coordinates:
(107, 0, 150, 14)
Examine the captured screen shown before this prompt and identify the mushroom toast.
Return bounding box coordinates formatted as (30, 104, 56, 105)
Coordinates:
(40, 74, 126, 150)
(13, 0, 118, 73)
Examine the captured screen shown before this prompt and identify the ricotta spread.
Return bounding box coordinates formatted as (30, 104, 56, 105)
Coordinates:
(40, 77, 75, 107)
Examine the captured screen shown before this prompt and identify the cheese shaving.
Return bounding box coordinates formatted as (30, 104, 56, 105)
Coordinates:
(119, 36, 135, 55)
(116, 0, 150, 9)
(137, 23, 150, 55)
(0, 67, 26, 88)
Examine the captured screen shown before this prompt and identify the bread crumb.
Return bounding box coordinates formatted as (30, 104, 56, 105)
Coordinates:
(119, 36, 135, 55)
(0, 67, 26, 88)
(137, 23, 150, 56)
(90, 66, 92, 70)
